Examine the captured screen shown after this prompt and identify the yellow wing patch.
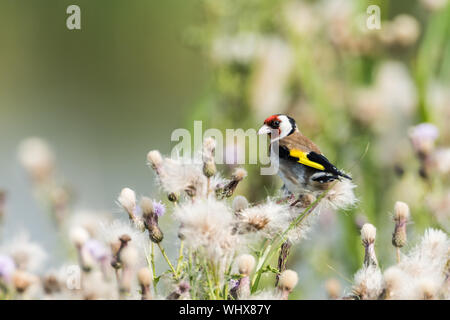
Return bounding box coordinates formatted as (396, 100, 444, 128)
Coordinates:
(289, 149, 325, 171)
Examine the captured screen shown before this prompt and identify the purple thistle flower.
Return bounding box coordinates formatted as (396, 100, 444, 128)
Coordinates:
(153, 200, 166, 217)
(83, 239, 109, 262)
(0, 254, 16, 282)
(409, 123, 439, 149)
(229, 278, 240, 290)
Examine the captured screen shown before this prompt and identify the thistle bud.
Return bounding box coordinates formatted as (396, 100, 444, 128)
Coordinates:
(119, 246, 138, 295)
(141, 197, 164, 243)
(148, 225, 164, 243)
(392, 201, 409, 248)
(325, 278, 341, 300)
(43, 274, 61, 295)
(202, 137, 217, 178)
(166, 281, 191, 300)
(361, 223, 378, 268)
(12, 270, 36, 294)
(298, 193, 316, 208)
(119, 234, 132, 244)
(220, 168, 247, 199)
(140, 197, 154, 218)
(278, 270, 298, 300)
(137, 267, 153, 300)
(203, 162, 217, 178)
(110, 234, 131, 270)
(168, 192, 179, 203)
(69, 226, 90, 248)
(408, 123, 439, 159)
(137, 267, 152, 287)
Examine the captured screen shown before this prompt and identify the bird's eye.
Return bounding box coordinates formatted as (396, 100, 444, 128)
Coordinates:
(273, 120, 280, 127)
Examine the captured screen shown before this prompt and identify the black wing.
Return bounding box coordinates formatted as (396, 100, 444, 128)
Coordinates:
(307, 152, 352, 180)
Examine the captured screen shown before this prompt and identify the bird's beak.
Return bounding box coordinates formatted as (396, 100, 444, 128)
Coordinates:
(258, 124, 271, 135)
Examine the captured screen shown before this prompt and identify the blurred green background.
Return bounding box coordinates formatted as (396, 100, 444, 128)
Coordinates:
(0, 0, 449, 299)
(0, 1, 207, 270)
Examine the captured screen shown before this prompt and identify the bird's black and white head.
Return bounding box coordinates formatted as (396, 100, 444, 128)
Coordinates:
(258, 114, 297, 142)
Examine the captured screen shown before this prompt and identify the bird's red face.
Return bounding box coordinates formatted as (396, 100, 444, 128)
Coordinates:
(260, 115, 282, 136)
(258, 114, 297, 140)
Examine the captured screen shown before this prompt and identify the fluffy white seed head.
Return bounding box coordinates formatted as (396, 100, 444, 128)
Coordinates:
(173, 198, 238, 264)
(67, 210, 110, 238)
(361, 223, 376, 245)
(237, 254, 255, 275)
(147, 150, 163, 170)
(118, 188, 136, 214)
(202, 137, 216, 158)
(416, 277, 440, 299)
(232, 168, 247, 181)
(69, 227, 90, 247)
(82, 270, 119, 300)
(278, 270, 298, 292)
(232, 196, 249, 212)
(392, 14, 420, 46)
(394, 201, 410, 222)
(1, 233, 47, 273)
(17, 137, 55, 181)
(120, 246, 139, 268)
(353, 265, 384, 300)
(413, 228, 449, 264)
(158, 157, 207, 197)
(385, 228, 449, 299)
(237, 199, 291, 237)
(99, 220, 149, 264)
(319, 178, 357, 211)
(383, 266, 411, 299)
(140, 197, 154, 216)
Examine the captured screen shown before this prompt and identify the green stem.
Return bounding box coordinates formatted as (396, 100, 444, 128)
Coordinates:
(203, 261, 216, 299)
(251, 244, 272, 293)
(150, 242, 157, 294)
(176, 240, 184, 275)
(157, 243, 178, 279)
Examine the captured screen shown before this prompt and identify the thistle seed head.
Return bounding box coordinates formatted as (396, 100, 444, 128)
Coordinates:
(278, 269, 298, 293)
(137, 267, 153, 287)
(232, 195, 249, 213)
(118, 188, 136, 216)
(237, 254, 255, 276)
(147, 150, 163, 171)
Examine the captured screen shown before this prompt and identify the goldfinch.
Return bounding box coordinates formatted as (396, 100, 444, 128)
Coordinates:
(258, 114, 351, 195)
